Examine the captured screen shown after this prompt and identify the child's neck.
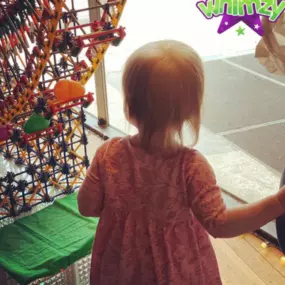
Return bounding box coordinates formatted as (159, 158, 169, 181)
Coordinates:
(131, 132, 181, 153)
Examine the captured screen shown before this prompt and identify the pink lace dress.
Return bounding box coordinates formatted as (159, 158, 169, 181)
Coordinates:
(79, 137, 227, 285)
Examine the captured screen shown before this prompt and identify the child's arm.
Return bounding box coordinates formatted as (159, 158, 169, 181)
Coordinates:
(212, 194, 284, 238)
(187, 151, 285, 239)
(77, 145, 105, 217)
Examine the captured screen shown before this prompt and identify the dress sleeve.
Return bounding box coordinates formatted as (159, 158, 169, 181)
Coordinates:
(186, 151, 227, 232)
(77, 142, 106, 217)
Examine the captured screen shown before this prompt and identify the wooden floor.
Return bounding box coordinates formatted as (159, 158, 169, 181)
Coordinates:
(212, 234, 285, 284)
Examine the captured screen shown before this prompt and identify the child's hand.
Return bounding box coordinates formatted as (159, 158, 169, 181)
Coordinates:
(277, 185, 285, 211)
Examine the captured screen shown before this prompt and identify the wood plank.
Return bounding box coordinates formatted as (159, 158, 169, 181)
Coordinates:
(224, 235, 285, 284)
(243, 234, 285, 277)
(211, 237, 266, 285)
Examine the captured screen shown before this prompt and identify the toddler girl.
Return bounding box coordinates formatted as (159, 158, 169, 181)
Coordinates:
(78, 40, 285, 285)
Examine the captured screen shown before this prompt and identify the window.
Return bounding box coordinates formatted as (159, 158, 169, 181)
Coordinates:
(96, 0, 283, 238)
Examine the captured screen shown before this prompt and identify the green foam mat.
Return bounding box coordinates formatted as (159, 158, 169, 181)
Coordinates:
(0, 193, 99, 285)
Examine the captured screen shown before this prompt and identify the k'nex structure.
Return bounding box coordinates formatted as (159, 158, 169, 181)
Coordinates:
(0, 0, 126, 220)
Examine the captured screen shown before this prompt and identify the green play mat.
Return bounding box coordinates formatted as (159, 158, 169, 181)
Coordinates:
(0, 193, 99, 284)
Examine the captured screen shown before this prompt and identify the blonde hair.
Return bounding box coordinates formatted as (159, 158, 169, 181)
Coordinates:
(122, 40, 204, 150)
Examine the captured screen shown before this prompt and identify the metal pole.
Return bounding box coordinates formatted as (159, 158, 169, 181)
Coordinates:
(88, 0, 109, 127)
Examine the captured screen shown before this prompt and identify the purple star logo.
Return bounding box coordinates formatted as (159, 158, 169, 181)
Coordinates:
(217, 7, 264, 36)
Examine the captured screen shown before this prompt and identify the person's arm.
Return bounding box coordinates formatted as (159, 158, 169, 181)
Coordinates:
(187, 151, 285, 239)
(77, 144, 105, 217)
(212, 194, 284, 238)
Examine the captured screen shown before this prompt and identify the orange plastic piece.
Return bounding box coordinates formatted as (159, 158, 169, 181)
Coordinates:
(54, 79, 85, 101)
